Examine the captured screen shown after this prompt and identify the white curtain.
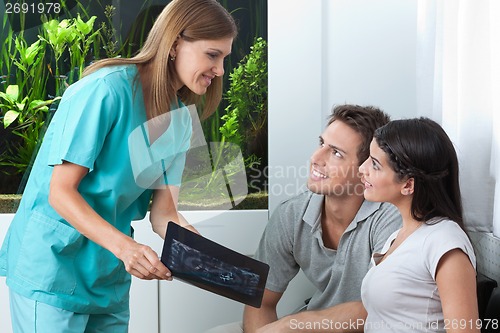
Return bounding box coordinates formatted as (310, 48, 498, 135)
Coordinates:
(416, 0, 500, 234)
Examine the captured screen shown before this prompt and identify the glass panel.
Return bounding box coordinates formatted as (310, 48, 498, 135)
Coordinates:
(0, 0, 268, 211)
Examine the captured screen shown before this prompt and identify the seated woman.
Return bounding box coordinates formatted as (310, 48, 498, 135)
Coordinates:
(359, 117, 479, 333)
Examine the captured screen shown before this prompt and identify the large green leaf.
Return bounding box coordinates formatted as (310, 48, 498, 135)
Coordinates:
(5, 85, 19, 101)
(3, 110, 19, 128)
(24, 40, 42, 66)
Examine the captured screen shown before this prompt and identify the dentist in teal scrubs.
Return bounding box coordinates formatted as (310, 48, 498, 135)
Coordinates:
(0, 0, 237, 331)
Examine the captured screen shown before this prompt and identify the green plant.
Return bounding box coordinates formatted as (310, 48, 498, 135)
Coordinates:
(12, 36, 48, 101)
(201, 0, 267, 143)
(1, 15, 17, 84)
(40, 15, 99, 85)
(99, 5, 120, 58)
(179, 37, 268, 206)
(0, 84, 60, 173)
(223, 37, 267, 142)
(0, 2, 165, 194)
(69, 14, 100, 80)
(0, 13, 99, 186)
(0, 2, 159, 194)
(0, 85, 59, 128)
(0, 33, 52, 177)
(99, 1, 155, 59)
(221, 37, 267, 169)
(39, 18, 74, 78)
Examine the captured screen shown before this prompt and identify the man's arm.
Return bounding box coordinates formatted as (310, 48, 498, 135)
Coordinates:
(255, 301, 366, 333)
(243, 289, 283, 333)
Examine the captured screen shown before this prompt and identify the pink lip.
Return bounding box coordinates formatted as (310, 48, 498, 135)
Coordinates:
(203, 74, 215, 86)
(360, 177, 372, 189)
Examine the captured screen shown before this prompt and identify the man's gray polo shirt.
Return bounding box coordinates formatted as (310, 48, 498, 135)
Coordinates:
(254, 190, 401, 310)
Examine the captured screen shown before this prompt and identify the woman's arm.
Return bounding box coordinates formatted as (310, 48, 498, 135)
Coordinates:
(149, 186, 198, 237)
(49, 161, 171, 280)
(436, 248, 480, 333)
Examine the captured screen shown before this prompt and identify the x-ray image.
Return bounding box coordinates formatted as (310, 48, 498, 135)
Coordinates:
(166, 239, 261, 297)
(161, 222, 269, 307)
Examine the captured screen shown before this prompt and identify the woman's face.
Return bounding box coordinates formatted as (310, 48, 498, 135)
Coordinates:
(172, 37, 233, 95)
(359, 138, 407, 205)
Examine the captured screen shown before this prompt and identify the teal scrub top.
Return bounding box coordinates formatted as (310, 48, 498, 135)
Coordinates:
(0, 65, 192, 314)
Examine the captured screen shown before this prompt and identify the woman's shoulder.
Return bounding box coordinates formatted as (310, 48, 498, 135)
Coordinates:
(421, 219, 474, 254)
(62, 65, 138, 101)
(424, 218, 464, 233)
(81, 64, 137, 86)
(420, 219, 468, 243)
(420, 218, 476, 274)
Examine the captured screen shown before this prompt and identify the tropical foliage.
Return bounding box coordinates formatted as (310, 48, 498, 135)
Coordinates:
(0, 1, 268, 208)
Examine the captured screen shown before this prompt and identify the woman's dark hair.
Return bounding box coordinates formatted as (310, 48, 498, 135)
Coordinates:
(374, 117, 464, 227)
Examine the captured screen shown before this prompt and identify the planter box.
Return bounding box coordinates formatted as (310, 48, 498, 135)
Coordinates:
(0, 195, 21, 214)
(0, 193, 267, 214)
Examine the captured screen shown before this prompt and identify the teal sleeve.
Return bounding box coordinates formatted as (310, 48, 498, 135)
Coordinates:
(47, 77, 118, 171)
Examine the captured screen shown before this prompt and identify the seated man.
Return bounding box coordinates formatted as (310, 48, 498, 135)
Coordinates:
(206, 104, 402, 333)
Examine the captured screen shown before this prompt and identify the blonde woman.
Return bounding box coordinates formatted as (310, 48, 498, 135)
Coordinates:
(0, 0, 237, 331)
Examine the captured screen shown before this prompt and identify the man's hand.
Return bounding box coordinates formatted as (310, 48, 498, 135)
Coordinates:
(253, 301, 366, 333)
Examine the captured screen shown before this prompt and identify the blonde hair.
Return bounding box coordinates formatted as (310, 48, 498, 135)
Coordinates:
(84, 0, 237, 120)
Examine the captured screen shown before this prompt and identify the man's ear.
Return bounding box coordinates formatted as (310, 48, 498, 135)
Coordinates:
(401, 177, 414, 196)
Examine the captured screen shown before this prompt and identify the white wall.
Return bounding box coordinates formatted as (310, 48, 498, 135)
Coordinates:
(269, 0, 418, 212)
(323, 0, 418, 122)
(268, 0, 325, 212)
